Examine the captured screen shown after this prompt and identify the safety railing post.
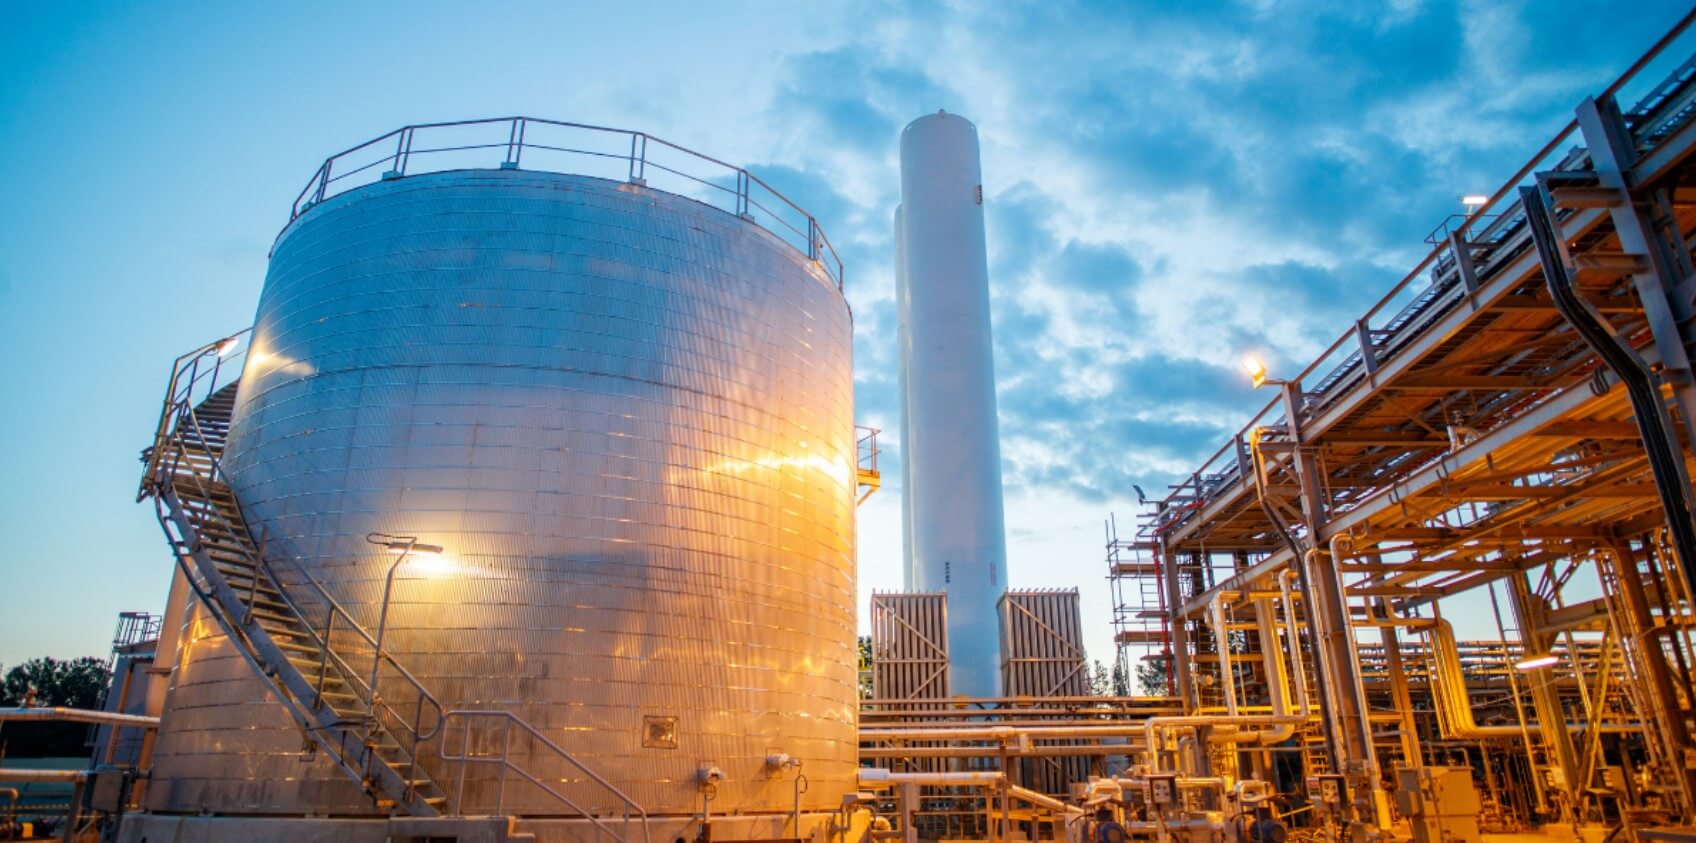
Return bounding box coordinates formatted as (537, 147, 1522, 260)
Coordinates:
(808, 218, 819, 262)
(315, 607, 334, 705)
(456, 715, 471, 816)
(245, 528, 266, 620)
(408, 695, 425, 805)
(314, 162, 330, 204)
(514, 118, 527, 168)
(497, 715, 512, 814)
(392, 130, 407, 174)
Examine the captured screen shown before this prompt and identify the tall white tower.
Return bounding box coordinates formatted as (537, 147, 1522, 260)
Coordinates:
(895, 111, 1009, 698)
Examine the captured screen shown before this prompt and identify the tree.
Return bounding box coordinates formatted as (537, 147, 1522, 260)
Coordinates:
(1087, 659, 1112, 696)
(0, 656, 111, 758)
(857, 636, 874, 700)
(1111, 659, 1131, 697)
(2, 657, 109, 708)
(1135, 655, 1172, 697)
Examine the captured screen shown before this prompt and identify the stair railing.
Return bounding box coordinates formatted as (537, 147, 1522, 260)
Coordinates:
(142, 333, 448, 808)
(139, 329, 251, 501)
(439, 710, 650, 842)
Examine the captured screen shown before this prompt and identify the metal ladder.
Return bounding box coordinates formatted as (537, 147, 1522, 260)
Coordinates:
(139, 335, 450, 816)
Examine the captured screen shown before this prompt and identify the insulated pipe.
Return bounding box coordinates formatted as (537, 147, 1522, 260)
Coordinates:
(0, 707, 161, 728)
(0, 770, 89, 783)
(857, 769, 1005, 787)
(860, 745, 1145, 760)
(860, 724, 1155, 741)
(1250, 597, 1300, 745)
(1423, 618, 1537, 739)
(1209, 595, 1238, 716)
(1279, 570, 1312, 720)
(1509, 577, 1581, 816)
(1248, 425, 1341, 759)
(1319, 537, 1378, 780)
(1113, 777, 1225, 791)
(1141, 714, 1305, 767)
(1418, 619, 1641, 737)
(1007, 785, 1084, 816)
(1376, 598, 1423, 764)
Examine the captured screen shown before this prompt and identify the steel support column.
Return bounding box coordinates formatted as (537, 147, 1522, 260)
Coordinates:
(1607, 538, 1696, 813)
(1508, 575, 1581, 819)
(1162, 542, 1198, 711)
(1278, 382, 1380, 825)
(1376, 597, 1422, 766)
(1575, 95, 1696, 447)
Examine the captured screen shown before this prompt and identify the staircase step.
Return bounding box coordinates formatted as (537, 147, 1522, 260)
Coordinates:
(273, 638, 325, 656)
(154, 380, 458, 820)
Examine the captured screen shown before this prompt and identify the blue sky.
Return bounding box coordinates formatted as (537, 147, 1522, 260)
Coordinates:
(0, 1, 1688, 669)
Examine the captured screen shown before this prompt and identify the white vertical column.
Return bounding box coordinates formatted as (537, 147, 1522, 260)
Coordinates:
(896, 111, 1008, 697)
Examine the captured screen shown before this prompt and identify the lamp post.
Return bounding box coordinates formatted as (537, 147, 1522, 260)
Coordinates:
(364, 533, 445, 705)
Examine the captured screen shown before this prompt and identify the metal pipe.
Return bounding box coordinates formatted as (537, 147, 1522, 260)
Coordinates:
(860, 745, 1144, 760)
(1209, 595, 1238, 717)
(861, 724, 1156, 741)
(1508, 575, 1581, 818)
(858, 769, 1005, 787)
(1006, 785, 1083, 816)
(1141, 714, 1305, 767)
(1417, 618, 1639, 737)
(1250, 596, 1300, 746)
(1320, 536, 1378, 780)
(1247, 423, 1342, 760)
(1279, 570, 1311, 720)
(1113, 777, 1225, 791)
(1376, 597, 1423, 764)
(0, 707, 160, 728)
(0, 769, 89, 783)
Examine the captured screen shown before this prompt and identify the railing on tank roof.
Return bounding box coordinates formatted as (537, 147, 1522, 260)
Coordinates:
(286, 116, 845, 290)
(1143, 9, 1696, 539)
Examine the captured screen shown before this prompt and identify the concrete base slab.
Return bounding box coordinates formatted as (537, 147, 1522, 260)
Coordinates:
(118, 811, 846, 843)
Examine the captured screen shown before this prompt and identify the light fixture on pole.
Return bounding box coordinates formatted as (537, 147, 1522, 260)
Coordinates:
(1513, 652, 1559, 672)
(1241, 355, 1285, 389)
(1461, 194, 1489, 213)
(365, 533, 446, 705)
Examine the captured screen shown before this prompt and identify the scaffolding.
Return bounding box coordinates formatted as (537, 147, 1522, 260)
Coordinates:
(1106, 514, 1172, 695)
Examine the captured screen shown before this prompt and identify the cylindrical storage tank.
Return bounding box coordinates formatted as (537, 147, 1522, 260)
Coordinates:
(144, 167, 858, 818)
(895, 112, 1009, 698)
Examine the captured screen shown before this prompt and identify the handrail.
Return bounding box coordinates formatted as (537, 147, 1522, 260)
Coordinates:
(439, 709, 650, 842)
(1145, 11, 1696, 539)
(281, 116, 844, 291)
(138, 329, 250, 501)
(142, 334, 447, 799)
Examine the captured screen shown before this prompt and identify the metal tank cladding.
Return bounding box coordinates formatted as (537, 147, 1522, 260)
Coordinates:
(152, 167, 859, 816)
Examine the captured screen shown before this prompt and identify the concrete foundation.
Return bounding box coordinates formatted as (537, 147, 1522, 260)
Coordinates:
(120, 810, 847, 843)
